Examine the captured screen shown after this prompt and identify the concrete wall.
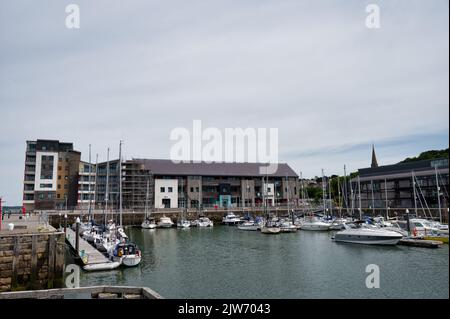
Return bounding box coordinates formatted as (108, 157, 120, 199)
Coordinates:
(0, 232, 65, 292)
(154, 179, 178, 208)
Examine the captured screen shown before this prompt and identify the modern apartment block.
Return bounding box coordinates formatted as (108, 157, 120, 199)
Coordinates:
(351, 157, 449, 211)
(22, 140, 80, 211)
(122, 159, 299, 210)
(77, 161, 96, 209)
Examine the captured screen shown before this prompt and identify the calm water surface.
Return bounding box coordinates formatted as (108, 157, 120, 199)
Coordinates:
(79, 226, 449, 299)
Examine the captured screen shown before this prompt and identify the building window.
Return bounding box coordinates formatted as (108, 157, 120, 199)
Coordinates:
(40, 184, 52, 188)
(58, 185, 61, 189)
(58, 175, 61, 180)
(168, 187, 173, 193)
(160, 187, 165, 193)
(64, 184, 68, 189)
(190, 187, 194, 192)
(39, 194, 44, 199)
(196, 187, 199, 192)
(57, 194, 60, 199)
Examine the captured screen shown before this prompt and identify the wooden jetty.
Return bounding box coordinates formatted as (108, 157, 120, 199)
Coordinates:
(65, 228, 120, 271)
(399, 238, 444, 248)
(0, 285, 163, 299)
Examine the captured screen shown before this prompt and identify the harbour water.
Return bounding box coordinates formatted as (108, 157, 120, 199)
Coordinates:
(78, 226, 449, 299)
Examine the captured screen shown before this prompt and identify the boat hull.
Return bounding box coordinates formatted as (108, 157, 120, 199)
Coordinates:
(260, 227, 281, 234)
(238, 225, 259, 231)
(122, 255, 142, 267)
(334, 233, 402, 245)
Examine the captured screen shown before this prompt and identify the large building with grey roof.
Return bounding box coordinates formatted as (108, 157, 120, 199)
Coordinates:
(122, 159, 299, 210)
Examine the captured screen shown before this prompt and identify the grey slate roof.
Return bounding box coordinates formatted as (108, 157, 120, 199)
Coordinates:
(130, 159, 298, 177)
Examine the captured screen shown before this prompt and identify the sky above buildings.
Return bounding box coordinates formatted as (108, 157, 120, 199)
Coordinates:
(0, 0, 448, 205)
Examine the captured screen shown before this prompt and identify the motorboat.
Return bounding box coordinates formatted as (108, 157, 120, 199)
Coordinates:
(110, 242, 142, 267)
(197, 217, 213, 227)
(409, 218, 446, 236)
(333, 221, 403, 245)
(222, 212, 241, 225)
(300, 216, 330, 231)
(177, 219, 191, 228)
(158, 215, 174, 228)
(238, 221, 259, 231)
(141, 217, 157, 229)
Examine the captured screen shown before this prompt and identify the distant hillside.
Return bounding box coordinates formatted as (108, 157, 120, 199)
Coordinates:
(399, 148, 449, 164)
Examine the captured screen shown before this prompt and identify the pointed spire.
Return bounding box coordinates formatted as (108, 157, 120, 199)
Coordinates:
(371, 144, 379, 168)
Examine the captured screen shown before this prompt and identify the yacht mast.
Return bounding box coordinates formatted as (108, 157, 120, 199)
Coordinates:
(88, 144, 92, 221)
(435, 165, 442, 223)
(344, 165, 349, 215)
(337, 176, 342, 218)
(93, 154, 98, 213)
(412, 171, 417, 216)
(328, 177, 333, 217)
(145, 178, 149, 219)
(105, 148, 110, 220)
(371, 180, 375, 215)
(322, 169, 326, 217)
(384, 178, 389, 219)
(358, 175, 362, 220)
(119, 140, 123, 227)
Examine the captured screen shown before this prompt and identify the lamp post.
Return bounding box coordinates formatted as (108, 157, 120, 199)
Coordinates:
(75, 217, 80, 255)
(64, 213, 68, 234)
(59, 212, 62, 229)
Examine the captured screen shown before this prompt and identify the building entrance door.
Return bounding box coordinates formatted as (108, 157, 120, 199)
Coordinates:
(162, 198, 171, 208)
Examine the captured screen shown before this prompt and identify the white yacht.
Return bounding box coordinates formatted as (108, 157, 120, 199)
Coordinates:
(333, 222, 403, 245)
(158, 215, 174, 228)
(110, 242, 142, 267)
(222, 213, 241, 225)
(197, 217, 214, 227)
(177, 219, 191, 228)
(141, 217, 157, 229)
(300, 216, 331, 231)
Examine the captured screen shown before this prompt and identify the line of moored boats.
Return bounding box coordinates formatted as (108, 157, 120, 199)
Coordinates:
(140, 211, 449, 246)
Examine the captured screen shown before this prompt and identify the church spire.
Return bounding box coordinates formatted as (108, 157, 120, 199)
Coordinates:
(371, 144, 379, 168)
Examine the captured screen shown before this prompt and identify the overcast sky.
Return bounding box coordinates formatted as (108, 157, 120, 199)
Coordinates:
(0, 0, 448, 205)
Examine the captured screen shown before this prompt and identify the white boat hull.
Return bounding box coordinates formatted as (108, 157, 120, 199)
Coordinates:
(260, 227, 281, 234)
(122, 255, 142, 267)
(238, 225, 259, 231)
(83, 262, 121, 272)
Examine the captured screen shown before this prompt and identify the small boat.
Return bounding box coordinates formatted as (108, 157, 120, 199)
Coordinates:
(197, 217, 213, 227)
(83, 261, 121, 272)
(333, 221, 403, 245)
(222, 213, 241, 225)
(158, 215, 174, 228)
(141, 217, 157, 229)
(260, 226, 281, 234)
(177, 219, 191, 228)
(238, 221, 259, 231)
(110, 242, 142, 267)
(423, 235, 449, 244)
